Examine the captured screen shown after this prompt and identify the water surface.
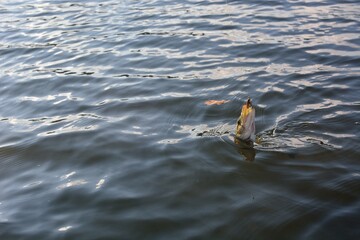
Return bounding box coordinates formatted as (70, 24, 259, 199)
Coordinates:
(0, 0, 360, 239)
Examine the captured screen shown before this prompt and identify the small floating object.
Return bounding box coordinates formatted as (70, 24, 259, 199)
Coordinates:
(204, 100, 229, 105)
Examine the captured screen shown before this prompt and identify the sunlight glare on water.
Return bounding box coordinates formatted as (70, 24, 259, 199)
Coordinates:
(0, 0, 359, 239)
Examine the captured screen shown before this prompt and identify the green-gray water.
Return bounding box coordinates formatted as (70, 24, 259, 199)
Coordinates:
(0, 0, 359, 239)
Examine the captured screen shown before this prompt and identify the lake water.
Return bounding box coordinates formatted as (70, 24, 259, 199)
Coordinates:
(0, 0, 359, 239)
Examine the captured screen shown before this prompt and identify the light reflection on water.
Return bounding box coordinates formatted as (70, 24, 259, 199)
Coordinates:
(0, 0, 359, 239)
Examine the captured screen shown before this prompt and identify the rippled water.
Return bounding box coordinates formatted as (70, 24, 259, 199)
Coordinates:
(1, 0, 360, 239)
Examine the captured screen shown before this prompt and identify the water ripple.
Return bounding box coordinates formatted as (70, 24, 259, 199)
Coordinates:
(0, 0, 359, 239)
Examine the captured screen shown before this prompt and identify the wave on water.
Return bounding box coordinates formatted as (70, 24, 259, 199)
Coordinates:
(0, 0, 359, 239)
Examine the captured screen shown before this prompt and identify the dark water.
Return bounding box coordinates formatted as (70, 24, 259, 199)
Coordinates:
(1, 0, 360, 239)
